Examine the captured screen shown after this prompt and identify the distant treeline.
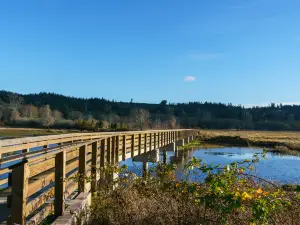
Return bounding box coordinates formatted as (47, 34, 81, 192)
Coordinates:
(0, 90, 300, 131)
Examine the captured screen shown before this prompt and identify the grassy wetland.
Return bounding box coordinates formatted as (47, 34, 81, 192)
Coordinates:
(197, 130, 300, 151)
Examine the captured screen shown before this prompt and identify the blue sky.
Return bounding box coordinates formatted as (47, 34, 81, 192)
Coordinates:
(0, 0, 299, 105)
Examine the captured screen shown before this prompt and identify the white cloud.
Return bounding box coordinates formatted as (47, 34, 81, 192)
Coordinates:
(184, 76, 196, 82)
(188, 52, 222, 61)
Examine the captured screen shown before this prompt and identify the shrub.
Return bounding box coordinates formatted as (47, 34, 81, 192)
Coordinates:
(74, 151, 300, 225)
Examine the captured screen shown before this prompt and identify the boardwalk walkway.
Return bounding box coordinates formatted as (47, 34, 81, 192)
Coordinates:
(0, 129, 197, 225)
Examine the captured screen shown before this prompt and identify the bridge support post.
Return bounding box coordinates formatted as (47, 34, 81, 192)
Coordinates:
(181, 139, 185, 147)
(163, 150, 167, 164)
(149, 133, 152, 151)
(100, 139, 106, 185)
(107, 137, 112, 165)
(55, 150, 66, 217)
(9, 160, 29, 225)
(79, 144, 87, 193)
(144, 133, 147, 153)
(143, 162, 148, 177)
(111, 136, 116, 164)
(91, 141, 98, 192)
(105, 164, 119, 189)
(138, 134, 142, 155)
(115, 136, 120, 163)
(122, 135, 127, 161)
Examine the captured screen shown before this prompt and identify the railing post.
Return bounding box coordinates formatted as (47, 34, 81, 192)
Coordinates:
(131, 134, 135, 157)
(111, 136, 116, 164)
(158, 133, 161, 148)
(79, 144, 87, 193)
(100, 139, 106, 184)
(149, 133, 152, 151)
(55, 150, 66, 217)
(115, 136, 120, 163)
(91, 141, 98, 192)
(138, 134, 142, 155)
(122, 135, 126, 161)
(107, 137, 112, 164)
(144, 133, 147, 153)
(10, 160, 29, 225)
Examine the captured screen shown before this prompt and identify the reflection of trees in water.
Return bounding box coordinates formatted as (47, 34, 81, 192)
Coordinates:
(269, 150, 300, 158)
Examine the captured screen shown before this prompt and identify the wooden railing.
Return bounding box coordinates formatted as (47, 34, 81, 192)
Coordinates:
(0, 129, 198, 225)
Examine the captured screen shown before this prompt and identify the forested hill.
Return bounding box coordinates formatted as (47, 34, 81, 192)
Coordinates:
(0, 90, 300, 131)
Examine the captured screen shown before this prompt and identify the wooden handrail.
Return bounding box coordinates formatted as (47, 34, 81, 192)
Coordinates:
(1, 129, 198, 225)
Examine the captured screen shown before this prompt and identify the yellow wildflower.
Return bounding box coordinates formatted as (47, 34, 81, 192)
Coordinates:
(234, 192, 240, 197)
(256, 188, 263, 194)
(215, 187, 222, 193)
(176, 182, 181, 188)
(241, 192, 252, 201)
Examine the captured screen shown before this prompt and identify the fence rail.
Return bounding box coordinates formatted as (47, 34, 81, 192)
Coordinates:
(0, 129, 198, 225)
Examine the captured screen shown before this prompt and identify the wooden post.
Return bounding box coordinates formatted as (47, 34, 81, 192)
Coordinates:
(138, 134, 142, 155)
(122, 135, 126, 161)
(55, 150, 66, 217)
(10, 160, 29, 225)
(154, 133, 157, 149)
(107, 137, 112, 165)
(100, 139, 106, 184)
(149, 133, 152, 151)
(158, 133, 160, 148)
(79, 144, 87, 193)
(115, 136, 120, 163)
(91, 141, 98, 192)
(144, 133, 147, 153)
(143, 162, 148, 178)
(111, 136, 116, 164)
(131, 134, 135, 157)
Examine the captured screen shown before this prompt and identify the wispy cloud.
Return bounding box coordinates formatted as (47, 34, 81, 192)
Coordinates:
(184, 76, 196, 82)
(188, 52, 222, 61)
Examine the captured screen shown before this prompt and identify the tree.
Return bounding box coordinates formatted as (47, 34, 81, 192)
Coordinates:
(8, 93, 23, 109)
(21, 104, 38, 118)
(9, 108, 21, 123)
(40, 105, 55, 128)
(69, 111, 83, 120)
(153, 116, 162, 129)
(135, 109, 151, 130)
(169, 116, 177, 129)
(52, 110, 63, 120)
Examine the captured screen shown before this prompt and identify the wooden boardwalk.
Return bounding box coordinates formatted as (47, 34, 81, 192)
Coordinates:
(0, 129, 197, 225)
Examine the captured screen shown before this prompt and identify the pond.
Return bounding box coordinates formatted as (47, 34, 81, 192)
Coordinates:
(121, 147, 300, 184)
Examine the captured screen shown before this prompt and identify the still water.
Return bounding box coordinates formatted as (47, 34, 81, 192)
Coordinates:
(121, 147, 300, 184)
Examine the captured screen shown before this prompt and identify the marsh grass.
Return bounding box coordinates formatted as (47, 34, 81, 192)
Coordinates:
(198, 130, 300, 151)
